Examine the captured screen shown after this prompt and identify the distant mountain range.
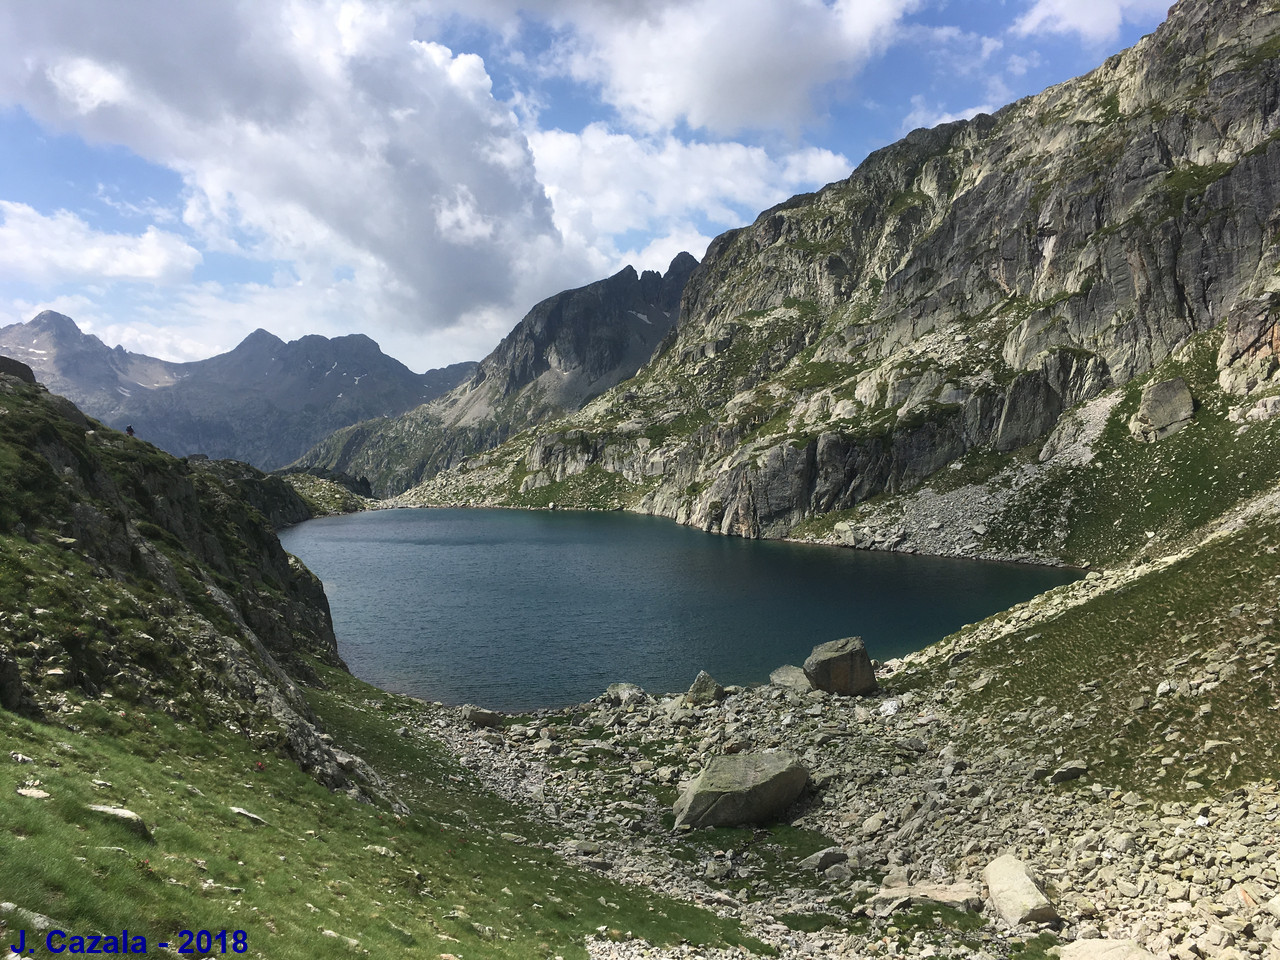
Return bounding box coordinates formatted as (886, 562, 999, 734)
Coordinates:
(293, 253, 698, 496)
(0, 311, 476, 469)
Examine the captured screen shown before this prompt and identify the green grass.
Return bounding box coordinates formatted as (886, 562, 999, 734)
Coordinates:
(1160, 160, 1235, 219)
(989, 334, 1280, 564)
(938, 517, 1280, 796)
(0, 667, 767, 959)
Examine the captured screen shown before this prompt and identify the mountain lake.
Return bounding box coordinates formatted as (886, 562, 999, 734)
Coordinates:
(279, 507, 1080, 711)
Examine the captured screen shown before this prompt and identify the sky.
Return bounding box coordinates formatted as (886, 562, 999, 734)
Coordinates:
(0, 0, 1171, 371)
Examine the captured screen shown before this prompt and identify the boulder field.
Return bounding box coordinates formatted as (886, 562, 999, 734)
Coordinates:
(383, 639, 1280, 960)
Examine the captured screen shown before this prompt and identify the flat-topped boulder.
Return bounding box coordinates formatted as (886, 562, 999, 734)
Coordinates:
(982, 854, 1058, 925)
(1054, 940, 1157, 960)
(769, 664, 812, 693)
(673, 750, 808, 829)
(803, 636, 877, 696)
(871, 880, 983, 916)
(459, 704, 503, 728)
(86, 805, 153, 841)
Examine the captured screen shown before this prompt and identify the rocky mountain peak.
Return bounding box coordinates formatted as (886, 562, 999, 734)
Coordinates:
(232, 327, 288, 353)
(26, 310, 82, 337)
(0, 314, 477, 470)
(292, 252, 700, 495)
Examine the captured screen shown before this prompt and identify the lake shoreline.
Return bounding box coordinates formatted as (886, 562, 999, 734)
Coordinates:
(280, 506, 1080, 713)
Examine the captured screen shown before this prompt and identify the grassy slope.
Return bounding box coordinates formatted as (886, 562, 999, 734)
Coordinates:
(0, 665, 764, 959)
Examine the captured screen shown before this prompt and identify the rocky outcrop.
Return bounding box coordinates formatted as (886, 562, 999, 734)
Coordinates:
(673, 750, 808, 828)
(0, 371, 375, 795)
(1217, 293, 1280, 394)
(1128, 377, 1194, 441)
(403, 0, 1280, 551)
(0, 355, 35, 383)
(0, 312, 476, 470)
(296, 253, 698, 496)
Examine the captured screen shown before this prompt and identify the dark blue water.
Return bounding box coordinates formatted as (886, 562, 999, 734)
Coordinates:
(279, 508, 1078, 711)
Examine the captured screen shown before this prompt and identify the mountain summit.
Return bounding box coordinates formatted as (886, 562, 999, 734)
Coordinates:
(0, 315, 476, 469)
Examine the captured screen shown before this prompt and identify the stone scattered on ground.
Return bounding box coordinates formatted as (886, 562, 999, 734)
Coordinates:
(85, 805, 153, 841)
(229, 806, 267, 826)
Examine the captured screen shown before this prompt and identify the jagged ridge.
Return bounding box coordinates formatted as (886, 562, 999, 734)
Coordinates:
(293, 253, 698, 496)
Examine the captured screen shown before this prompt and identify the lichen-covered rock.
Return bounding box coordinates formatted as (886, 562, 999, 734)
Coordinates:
(603, 682, 649, 706)
(673, 750, 808, 829)
(803, 637, 877, 696)
(769, 664, 812, 693)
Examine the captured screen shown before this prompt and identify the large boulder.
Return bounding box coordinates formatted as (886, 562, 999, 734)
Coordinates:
(673, 750, 808, 829)
(803, 637, 877, 696)
(1128, 377, 1193, 442)
(685, 670, 724, 705)
(459, 704, 502, 728)
(982, 855, 1058, 925)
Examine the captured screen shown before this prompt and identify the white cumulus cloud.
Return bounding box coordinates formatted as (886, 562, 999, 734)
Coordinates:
(531, 124, 851, 268)
(0, 202, 201, 285)
(433, 0, 917, 135)
(0, 0, 570, 333)
(1014, 0, 1170, 45)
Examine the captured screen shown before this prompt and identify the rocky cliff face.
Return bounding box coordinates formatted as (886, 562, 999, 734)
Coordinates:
(0, 367, 377, 792)
(0, 312, 476, 470)
(293, 253, 697, 496)
(403, 0, 1280, 552)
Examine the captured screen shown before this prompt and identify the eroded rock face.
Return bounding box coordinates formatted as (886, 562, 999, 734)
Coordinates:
(1129, 377, 1194, 442)
(803, 637, 877, 696)
(1218, 294, 1280, 395)
(673, 750, 808, 829)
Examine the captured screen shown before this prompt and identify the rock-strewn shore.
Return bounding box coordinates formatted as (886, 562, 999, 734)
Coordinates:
(419, 651, 1280, 960)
